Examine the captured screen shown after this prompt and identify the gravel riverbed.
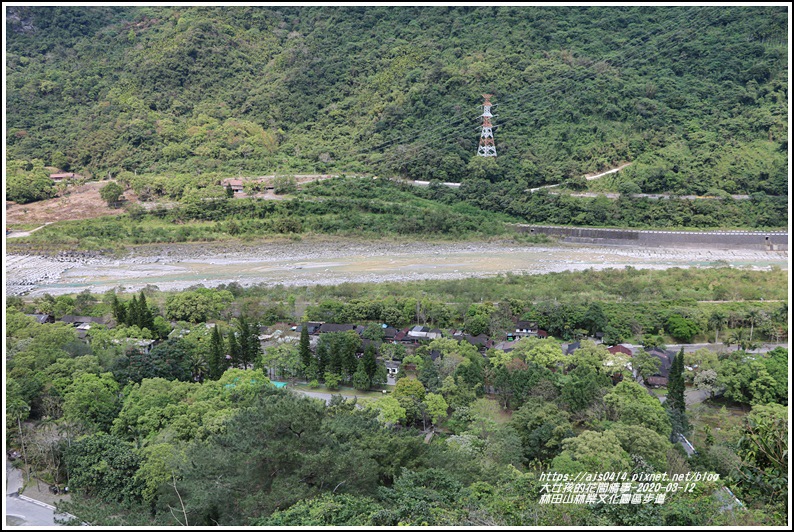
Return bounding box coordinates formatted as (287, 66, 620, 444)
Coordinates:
(6, 238, 788, 297)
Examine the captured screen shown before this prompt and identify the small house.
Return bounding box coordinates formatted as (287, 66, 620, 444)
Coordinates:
(608, 344, 634, 357)
(317, 323, 356, 334)
(514, 320, 539, 337)
(494, 340, 519, 353)
(384, 361, 401, 376)
(220, 178, 245, 194)
(382, 327, 398, 341)
(565, 341, 581, 355)
(25, 313, 54, 324)
(49, 172, 78, 181)
(644, 347, 674, 387)
(296, 322, 323, 335)
(59, 315, 106, 327)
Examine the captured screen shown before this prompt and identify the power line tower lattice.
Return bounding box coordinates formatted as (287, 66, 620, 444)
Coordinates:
(477, 94, 496, 157)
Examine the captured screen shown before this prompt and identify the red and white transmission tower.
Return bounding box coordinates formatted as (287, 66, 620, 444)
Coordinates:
(477, 94, 496, 157)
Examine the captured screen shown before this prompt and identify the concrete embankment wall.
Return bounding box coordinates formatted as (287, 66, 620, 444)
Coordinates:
(514, 225, 789, 251)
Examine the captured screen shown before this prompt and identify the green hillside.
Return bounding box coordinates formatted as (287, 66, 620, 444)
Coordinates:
(6, 6, 788, 201)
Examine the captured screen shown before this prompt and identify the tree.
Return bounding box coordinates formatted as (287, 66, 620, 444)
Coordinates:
(260, 343, 301, 382)
(552, 430, 632, 475)
(208, 325, 226, 380)
(666, 315, 700, 343)
(561, 364, 611, 413)
(510, 337, 566, 370)
(604, 380, 671, 437)
(393, 378, 426, 426)
(127, 294, 141, 329)
(62, 372, 121, 432)
(6, 159, 55, 203)
(631, 348, 661, 381)
(666, 348, 689, 440)
(510, 397, 574, 464)
(582, 302, 608, 336)
(299, 323, 312, 372)
(747, 308, 762, 342)
(258, 493, 383, 526)
(164, 289, 234, 323)
(610, 424, 672, 472)
(100, 181, 124, 207)
(235, 314, 259, 370)
(64, 434, 143, 504)
(418, 354, 442, 392)
(137, 291, 155, 331)
(693, 369, 719, 399)
(422, 393, 449, 429)
(708, 310, 727, 345)
(324, 372, 342, 390)
(368, 396, 406, 427)
(272, 175, 297, 194)
(112, 339, 192, 384)
(352, 361, 371, 391)
(362, 343, 377, 380)
(735, 403, 788, 509)
(227, 332, 240, 369)
(7, 393, 31, 483)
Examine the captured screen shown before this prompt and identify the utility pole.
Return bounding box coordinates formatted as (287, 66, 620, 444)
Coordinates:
(477, 94, 497, 157)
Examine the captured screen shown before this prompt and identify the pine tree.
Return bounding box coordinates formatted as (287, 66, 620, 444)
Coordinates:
(418, 355, 441, 392)
(209, 325, 225, 380)
(128, 294, 140, 329)
(111, 293, 127, 326)
(352, 359, 371, 391)
(236, 315, 259, 370)
(316, 341, 329, 376)
(228, 332, 240, 369)
(299, 323, 312, 373)
(666, 347, 689, 442)
(362, 344, 377, 380)
(138, 292, 155, 331)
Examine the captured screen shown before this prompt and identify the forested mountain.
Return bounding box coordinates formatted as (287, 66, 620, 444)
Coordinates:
(6, 6, 788, 196)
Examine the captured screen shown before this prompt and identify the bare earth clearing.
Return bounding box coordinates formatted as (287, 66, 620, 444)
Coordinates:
(5, 174, 341, 228)
(5, 239, 788, 297)
(5, 181, 140, 225)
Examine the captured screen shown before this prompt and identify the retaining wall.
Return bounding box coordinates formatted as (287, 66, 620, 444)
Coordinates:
(514, 225, 788, 251)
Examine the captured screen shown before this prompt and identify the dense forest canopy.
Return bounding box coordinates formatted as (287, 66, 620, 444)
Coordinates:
(5, 267, 789, 525)
(6, 5, 788, 196)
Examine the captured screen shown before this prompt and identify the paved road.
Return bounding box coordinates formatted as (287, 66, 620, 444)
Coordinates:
(658, 387, 720, 407)
(624, 342, 787, 354)
(5, 460, 61, 527)
(528, 163, 632, 192)
(5, 495, 65, 527)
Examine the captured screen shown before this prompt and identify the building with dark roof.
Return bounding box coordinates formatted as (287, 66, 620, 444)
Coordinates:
(317, 323, 356, 334)
(645, 347, 674, 387)
(565, 341, 581, 355)
(59, 315, 105, 326)
(608, 344, 634, 357)
(25, 314, 54, 324)
(296, 322, 323, 335)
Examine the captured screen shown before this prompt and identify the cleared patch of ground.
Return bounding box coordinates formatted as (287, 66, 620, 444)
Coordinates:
(5, 181, 138, 225)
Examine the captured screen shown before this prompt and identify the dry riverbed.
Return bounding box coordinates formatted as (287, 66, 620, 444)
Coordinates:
(5, 238, 788, 297)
